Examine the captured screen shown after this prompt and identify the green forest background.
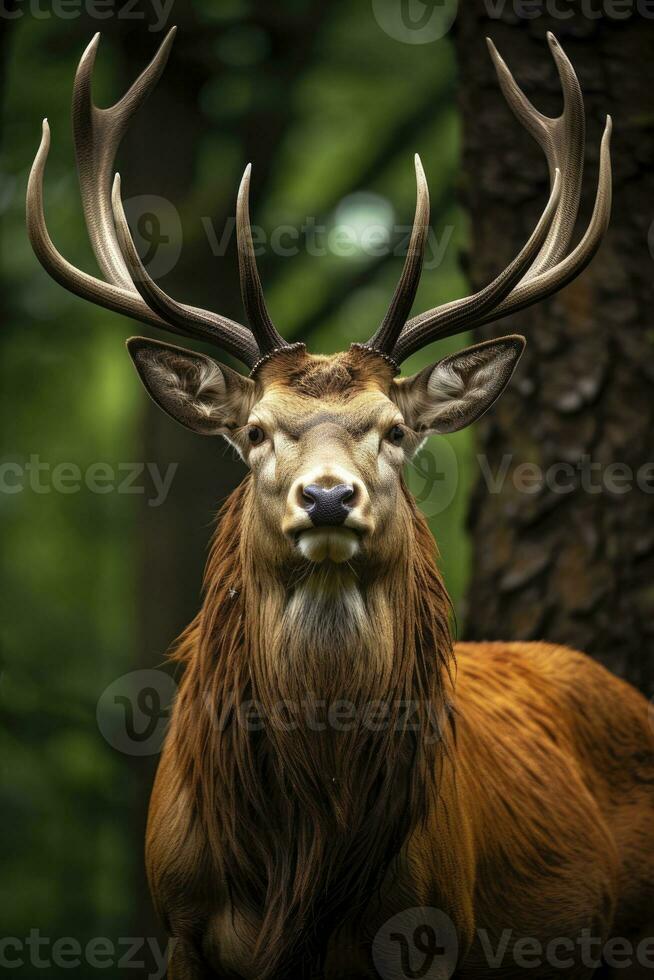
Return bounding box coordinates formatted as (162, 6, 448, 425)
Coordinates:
(0, 0, 471, 969)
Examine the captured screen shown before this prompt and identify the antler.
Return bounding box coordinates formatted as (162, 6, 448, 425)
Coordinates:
(28, 32, 611, 377)
(26, 30, 295, 370)
(236, 164, 294, 357)
(363, 154, 431, 357)
(362, 33, 612, 366)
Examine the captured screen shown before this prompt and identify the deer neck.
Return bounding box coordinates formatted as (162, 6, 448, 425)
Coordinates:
(172, 478, 454, 977)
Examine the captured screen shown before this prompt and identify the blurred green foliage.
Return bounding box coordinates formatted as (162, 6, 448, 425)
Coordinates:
(0, 0, 471, 969)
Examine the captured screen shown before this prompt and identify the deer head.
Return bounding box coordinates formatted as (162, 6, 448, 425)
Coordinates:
(27, 29, 612, 580)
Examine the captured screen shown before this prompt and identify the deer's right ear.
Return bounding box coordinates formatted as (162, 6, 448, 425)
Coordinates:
(127, 337, 255, 437)
(392, 335, 525, 436)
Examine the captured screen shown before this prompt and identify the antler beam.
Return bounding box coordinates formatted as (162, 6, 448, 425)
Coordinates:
(26, 29, 297, 370)
(363, 33, 612, 366)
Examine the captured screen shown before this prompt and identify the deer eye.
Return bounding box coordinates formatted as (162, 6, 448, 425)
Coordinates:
(247, 425, 265, 446)
(386, 424, 405, 446)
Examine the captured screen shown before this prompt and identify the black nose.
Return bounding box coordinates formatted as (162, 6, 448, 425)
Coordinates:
(302, 484, 354, 527)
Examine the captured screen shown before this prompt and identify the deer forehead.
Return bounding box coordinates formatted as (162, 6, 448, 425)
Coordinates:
(251, 388, 400, 441)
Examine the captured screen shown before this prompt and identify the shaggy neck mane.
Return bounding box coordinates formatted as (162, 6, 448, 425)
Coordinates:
(171, 475, 454, 978)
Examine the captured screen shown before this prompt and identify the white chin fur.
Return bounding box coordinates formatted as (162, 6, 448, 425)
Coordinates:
(297, 528, 359, 564)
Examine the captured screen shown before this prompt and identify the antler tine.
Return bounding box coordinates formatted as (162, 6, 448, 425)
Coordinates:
(27, 31, 260, 368)
(486, 32, 584, 277)
(474, 116, 612, 328)
(236, 164, 290, 356)
(72, 28, 177, 287)
(111, 175, 259, 363)
(27, 120, 180, 332)
(391, 35, 612, 365)
(361, 155, 430, 358)
(391, 167, 562, 363)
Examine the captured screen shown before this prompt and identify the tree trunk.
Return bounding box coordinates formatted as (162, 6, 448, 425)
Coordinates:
(456, 7, 654, 696)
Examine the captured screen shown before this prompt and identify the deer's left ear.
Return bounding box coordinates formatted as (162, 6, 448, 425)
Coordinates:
(392, 335, 525, 435)
(127, 337, 255, 437)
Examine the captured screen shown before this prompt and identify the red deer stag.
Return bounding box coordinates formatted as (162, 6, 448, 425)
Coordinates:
(27, 28, 654, 980)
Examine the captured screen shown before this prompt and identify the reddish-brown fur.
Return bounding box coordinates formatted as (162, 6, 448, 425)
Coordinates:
(146, 355, 654, 978)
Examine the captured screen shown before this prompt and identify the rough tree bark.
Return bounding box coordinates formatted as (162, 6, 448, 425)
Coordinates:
(456, 6, 654, 696)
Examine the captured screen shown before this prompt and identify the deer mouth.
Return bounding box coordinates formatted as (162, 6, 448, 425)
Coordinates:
(295, 527, 360, 564)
